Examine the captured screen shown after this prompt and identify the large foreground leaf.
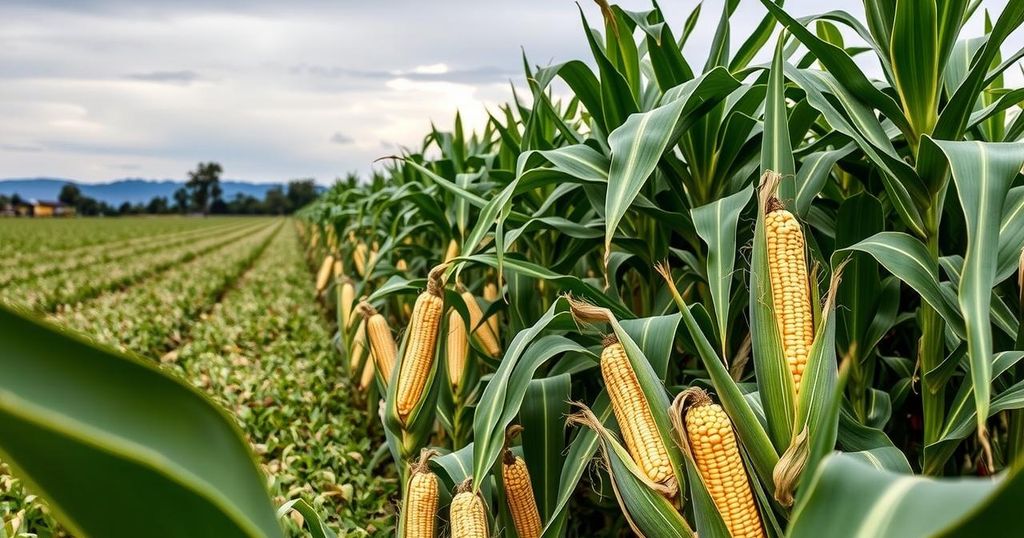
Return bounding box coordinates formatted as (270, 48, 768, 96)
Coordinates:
(0, 305, 283, 538)
(789, 453, 1023, 538)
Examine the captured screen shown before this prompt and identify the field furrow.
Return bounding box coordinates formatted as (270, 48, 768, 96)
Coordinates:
(164, 224, 395, 536)
(0, 216, 229, 264)
(0, 218, 254, 287)
(51, 220, 281, 357)
(2, 220, 272, 312)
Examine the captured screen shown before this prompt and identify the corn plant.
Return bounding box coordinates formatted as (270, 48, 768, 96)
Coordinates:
(298, 1, 1024, 536)
(2, 0, 1024, 537)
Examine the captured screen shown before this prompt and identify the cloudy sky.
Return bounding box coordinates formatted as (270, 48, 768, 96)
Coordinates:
(0, 1, 1016, 184)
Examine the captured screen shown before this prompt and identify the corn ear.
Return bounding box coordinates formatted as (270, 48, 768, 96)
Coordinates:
(450, 479, 489, 538)
(396, 265, 446, 422)
(447, 309, 468, 389)
(354, 241, 369, 277)
(765, 197, 813, 395)
(339, 280, 355, 330)
(502, 450, 542, 538)
(359, 302, 397, 387)
(315, 255, 335, 293)
(483, 282, 500, 337)
(404, 450, 439, 538)
(350, 318, 367, 374)
(679, 388, 764, 538)
(459, 289, 500, 357)
(601, 335, 676, 495)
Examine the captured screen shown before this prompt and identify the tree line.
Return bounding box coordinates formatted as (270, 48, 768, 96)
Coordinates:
(1, 162, 321, 216)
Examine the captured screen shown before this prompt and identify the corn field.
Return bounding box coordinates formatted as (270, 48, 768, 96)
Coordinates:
(2, 0, 1024, 537)
(295, 0, 1024, 536)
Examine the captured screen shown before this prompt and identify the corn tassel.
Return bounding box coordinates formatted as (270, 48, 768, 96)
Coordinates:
(681, 388, 764, 538)
(315, 255, 334, 293)
(459, 288, 500, 357)
(502, 449, 542, 538)
(601, 335, 676, 495)
(404, 450, 439, 538)
(359, 302, 397, 386)
(450, 479, 489, 538)
(765, 198, 813, 394)
(396, 265, 446, 422)
(447, 309, 469, 389)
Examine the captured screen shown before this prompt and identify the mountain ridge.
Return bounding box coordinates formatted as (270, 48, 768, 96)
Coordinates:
(0, 178, 284, 205)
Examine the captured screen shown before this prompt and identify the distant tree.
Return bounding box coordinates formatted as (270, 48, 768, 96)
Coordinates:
(172, 187, 189, 214)
(286, 179, 318, 212)
(11, 194, 24, 206)
(263, 186, 288, 215)
(228, 193, 262, 214)
(210, 198, 229, 214)
(78, 197, 101, 216)
(185, 162, 223, 215)
(118, 202, 133, 215)
(146, 196, 169, 214)
(0, 194, 9, 207)
(58, 184, 82, 206)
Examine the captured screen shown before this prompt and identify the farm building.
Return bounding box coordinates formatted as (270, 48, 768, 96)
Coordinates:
(13, 200, 76, 217)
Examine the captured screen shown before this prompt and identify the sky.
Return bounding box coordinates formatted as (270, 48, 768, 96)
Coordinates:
(0, 0, 1018, 184)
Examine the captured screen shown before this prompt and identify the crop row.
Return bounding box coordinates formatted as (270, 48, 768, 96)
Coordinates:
(165, 225, 395, 537)
(52, 220, 281, 356)
(0, 218, 254, 287)
(2, 220, 273, 312)
(0, 216, 229, 264)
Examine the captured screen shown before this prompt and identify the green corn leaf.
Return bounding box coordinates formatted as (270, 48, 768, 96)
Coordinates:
(0, 305, 284, 538)
(889, 0, 940, 139)
(839, 232, 965, 338)
(520, 374, 572, 521)
(692, 185, 753, 355)
(762, 35, 796, 202)
(931, 138, 1024, 456)
(789, 453, 1024, 537)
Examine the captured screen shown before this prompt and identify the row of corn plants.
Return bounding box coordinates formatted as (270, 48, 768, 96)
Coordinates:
(296, 0, 1024, 536)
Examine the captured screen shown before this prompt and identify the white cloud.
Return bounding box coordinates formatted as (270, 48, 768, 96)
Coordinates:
(0, 0, 1020, 184)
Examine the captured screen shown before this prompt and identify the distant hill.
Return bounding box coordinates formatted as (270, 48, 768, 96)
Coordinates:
(0, 178, 284, 205)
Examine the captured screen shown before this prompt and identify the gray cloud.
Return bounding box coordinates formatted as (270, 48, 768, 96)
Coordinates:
(125, 70, 201, 85)
(290, 64, 516, 85)
(329, 132, 354, 145)
(1, 144, 45, 153)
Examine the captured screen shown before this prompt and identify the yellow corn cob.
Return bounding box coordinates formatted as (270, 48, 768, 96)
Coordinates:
(765, 199, 813, 394)
(350, 318, 367, 374)
(333, 259, 344, 279)
(444, 239, 460, 263)
(450, 479, 489, 538)
(359, 350, 375, 390)
(404, 454, 439, 538)
(502, 450, 542, 538)
(396, 267, 445, 422)
(359, 302, 397, 386)
(459, 289, 500, 357)
(447, 310, 469, 389)
(397, 258, 409, 272)
(601, 335, 676, 495)
(315, 255, 335, 293)
(339, 280, 355, 330)
(483, 282, 500, 337)
(685, 389, 764, 538)
(354, 241, 369, 277)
